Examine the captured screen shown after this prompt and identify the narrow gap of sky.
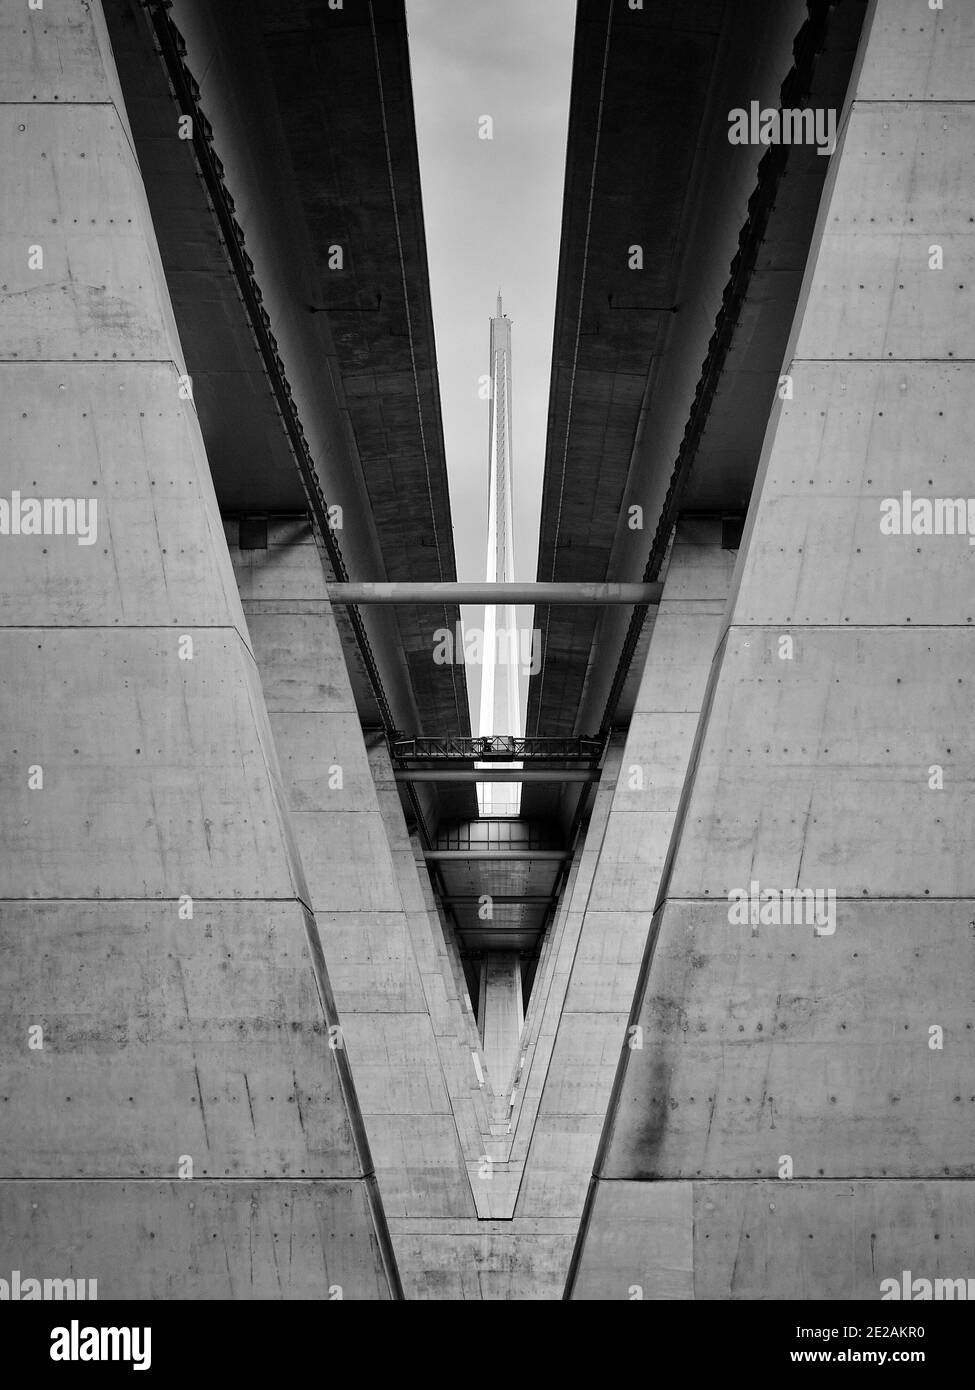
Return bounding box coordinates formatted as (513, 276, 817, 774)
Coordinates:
(405, 0, 575, 728)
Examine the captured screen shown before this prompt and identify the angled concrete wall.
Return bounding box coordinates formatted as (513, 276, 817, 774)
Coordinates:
(569, 0, 975, 1300)
(386, 526, 731, 1297)
(0, 0, 398, 1299)
(514, 524, 733, 1225)
(228, 522, 512, 1296)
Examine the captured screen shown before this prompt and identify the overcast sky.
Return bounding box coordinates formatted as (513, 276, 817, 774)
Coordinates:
(405, 0, 575, 725)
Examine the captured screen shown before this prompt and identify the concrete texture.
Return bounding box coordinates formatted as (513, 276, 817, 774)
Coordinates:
(569, 0, 975, 1299)
(389, 1218, 577, 1302)
(479, 955, 524, 1098)
(208, 513, 733, 1297)
(0, 0, 398, 1299)
(368, 526, 732, 1295)
(229, 522, 512, 1291)
(0, 1180, 392, 1301)
(514, 526, 734, 1227)
(571, 1180, 975, 1302)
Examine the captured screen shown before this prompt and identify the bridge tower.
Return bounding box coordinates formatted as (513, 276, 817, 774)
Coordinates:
(477, 294, 522, 818)
(475, 295, 526, 1092)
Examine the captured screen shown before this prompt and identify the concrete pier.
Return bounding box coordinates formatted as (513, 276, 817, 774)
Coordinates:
(569, 0, 975, 1300)
(480, 955, 524, 1098)
(0, 2, 399, 1300)
(514, 523, 734, 1227)
(393, 524, 734, 1295)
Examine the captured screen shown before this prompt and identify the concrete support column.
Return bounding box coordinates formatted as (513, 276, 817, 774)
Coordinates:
(569, 0, 975, 1300)
(513, 522, 733, 1219)
(479, 955, 524, 1100)
(0, 2, 398, 1299)
(228, 521, 512, 1296)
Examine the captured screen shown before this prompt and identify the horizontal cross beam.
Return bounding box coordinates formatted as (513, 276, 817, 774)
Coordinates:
(395, 768, 598, 783)
(440, 895, 556, 905)
(326, 582, 663, 605)
(422, 850, 568, 862)
(391, 737, 603, 761)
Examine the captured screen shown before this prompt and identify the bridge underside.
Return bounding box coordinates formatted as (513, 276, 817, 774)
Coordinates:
(1, 0, 973, 1302)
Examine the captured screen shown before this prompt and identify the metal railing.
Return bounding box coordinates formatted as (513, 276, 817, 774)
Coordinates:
(391, 735, 604, 762)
